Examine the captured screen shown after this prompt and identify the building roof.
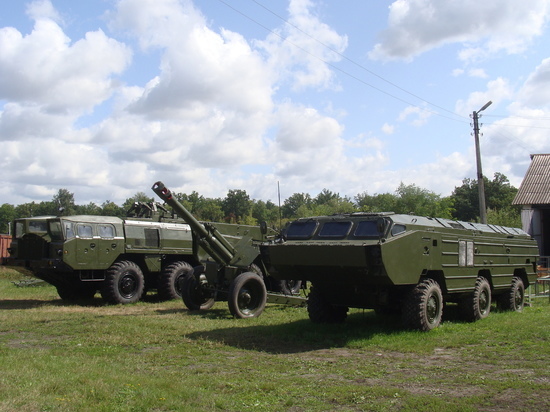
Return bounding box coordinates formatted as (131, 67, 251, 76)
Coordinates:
(512, 154, 550, 205)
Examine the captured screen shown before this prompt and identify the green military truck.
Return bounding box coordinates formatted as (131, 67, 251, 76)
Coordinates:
(262, 212, 539, 331)
(8, 204, 196, 304)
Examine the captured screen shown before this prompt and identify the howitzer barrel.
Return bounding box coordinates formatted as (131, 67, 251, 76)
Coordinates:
(151, 181, 236, 265)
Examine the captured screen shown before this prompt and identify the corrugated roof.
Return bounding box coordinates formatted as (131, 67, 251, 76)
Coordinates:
(512, 154, 550, 205)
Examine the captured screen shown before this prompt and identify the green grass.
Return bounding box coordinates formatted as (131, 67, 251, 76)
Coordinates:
(0, 266, 549, 411)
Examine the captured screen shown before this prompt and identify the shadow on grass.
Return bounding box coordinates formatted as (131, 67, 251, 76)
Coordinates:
(184, 310, 408, 354)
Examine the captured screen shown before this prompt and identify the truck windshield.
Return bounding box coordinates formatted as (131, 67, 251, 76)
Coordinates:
(286, 221, 318, 239)
(48, 220, 64, 241)
(319, 221, 352, 238)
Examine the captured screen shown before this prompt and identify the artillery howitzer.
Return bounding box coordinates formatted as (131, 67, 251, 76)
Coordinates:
(152, 181, 304, 318)
(262, 212, 539, 331)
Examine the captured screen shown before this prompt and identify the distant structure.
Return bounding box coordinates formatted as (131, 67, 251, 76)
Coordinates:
(512, 153, 550, 264)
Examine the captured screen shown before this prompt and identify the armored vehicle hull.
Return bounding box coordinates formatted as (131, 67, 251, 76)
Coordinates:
(263, 213, 539, 330)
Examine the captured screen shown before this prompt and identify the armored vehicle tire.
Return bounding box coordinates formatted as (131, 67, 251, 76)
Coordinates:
(266, 278, 303, 295)
(402, 278, 443, 331)
(497, 276, 525, 312)
(158, 261, 193, 301)
(56, 285, 97, 301)
(100, 261, 145, 304)
(181, 268, 216, 311)
(458, 277, 491, 322)
(228, 272, 267, 318)
(307, 286, 348, 323)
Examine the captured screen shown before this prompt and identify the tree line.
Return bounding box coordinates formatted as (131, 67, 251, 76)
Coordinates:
(0, 173, 521, 233)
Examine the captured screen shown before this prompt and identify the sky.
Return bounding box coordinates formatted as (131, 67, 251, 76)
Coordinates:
(1, 0, 549, 207)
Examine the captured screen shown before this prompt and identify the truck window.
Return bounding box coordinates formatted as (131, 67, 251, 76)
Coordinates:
(98, 224, 115, 238)
(319, 221, 352, 238)
(64, 222, 75, 239)
(286, 221, 318, 239)
(77, 224, 93, 238)
(391, 224, 406, 236)
(28, 221, 48, 233)
(15, 222, 24, 238)
(48, 221, 64, 241)
(354, 221, 379, 238)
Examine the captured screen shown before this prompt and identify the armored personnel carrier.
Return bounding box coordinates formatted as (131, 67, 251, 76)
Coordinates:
(262, 212, 539, 331)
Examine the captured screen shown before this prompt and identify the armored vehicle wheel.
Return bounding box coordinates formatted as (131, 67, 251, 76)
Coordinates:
(402, 279, 443, 331)
(56, 285, 97, 301)
(497, 276, 525, 312)
(228, 272, 267, 318)
(459, 277, 491, 321)
(101, 261, 145, 304)
(158, 261, 193, 301)
(307, 286, 348, 323)
(181, 267, 215, 310)
(266, 278, 303, 295)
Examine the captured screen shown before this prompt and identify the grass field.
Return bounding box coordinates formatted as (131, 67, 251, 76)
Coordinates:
(0, 266, 548, 412)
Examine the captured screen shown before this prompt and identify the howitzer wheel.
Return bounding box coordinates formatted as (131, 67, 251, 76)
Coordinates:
(228, 272, 267, 318)
(307, 286, 348, 323)
(158, 261, 193, 301)
(101, 260, 145, 304)
(181, 266, 215, 311)
(402, 278, 443, 331)
(497, 276, 525, 312)
(459, 276, 491, 322)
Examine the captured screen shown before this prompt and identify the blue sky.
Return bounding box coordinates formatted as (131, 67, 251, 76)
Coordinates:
(1, 0, 549, 206)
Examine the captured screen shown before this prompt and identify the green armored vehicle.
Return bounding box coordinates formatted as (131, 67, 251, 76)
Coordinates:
(262, 212, 539, 331)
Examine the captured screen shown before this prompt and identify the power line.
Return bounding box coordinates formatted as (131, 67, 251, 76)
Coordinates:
(216, 0, 468, 124)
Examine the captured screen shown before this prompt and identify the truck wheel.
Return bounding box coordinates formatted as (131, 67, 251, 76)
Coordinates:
(56, 285, 97, 301)
(497, 276, 525, 312)
(181, 267, 215, 310)
(459, 277, 491, 321)
(228, 272, 267, 318)
(158, 261, 193, 301)
(307, 286, 348, 323)
(402, 278, 443, 331)
(101, 261, 144, 304)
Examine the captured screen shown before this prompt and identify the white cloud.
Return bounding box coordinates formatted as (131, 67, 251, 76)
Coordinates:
(517, 58, 550, 107)
(255, 0, 348, 90)
(369, 0, 550, 62)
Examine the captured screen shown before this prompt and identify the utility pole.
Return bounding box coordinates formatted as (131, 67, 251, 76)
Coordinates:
(472, 100, 492, 224)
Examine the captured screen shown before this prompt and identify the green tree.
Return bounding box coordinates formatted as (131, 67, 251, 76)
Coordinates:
(222, 189, 251, 223)
(52, 189, 76, 215)
(0, 203, 16, 233)
(282, 193, 312, 218)
(101, 201, 124, 217)
(75, 202, 102, 215)
(450, 173, 520, 223)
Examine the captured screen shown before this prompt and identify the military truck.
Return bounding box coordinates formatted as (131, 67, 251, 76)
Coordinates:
(262, 212, 539, 331)
(8, 203, 198, 304)
(152, 181, 304, 318)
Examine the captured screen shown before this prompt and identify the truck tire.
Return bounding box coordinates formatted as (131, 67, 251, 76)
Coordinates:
(307, 286, 348, 323)
(497, 276, 525, 312)
(158, 261, 193, 301)
(181, 267, 216, 311)
(101, 261, 144, 304)
(228, 272, 267, 318)
(56, 284, 97, 301)
(459, 277, 491, 322)
(402, 278, 443, 331)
